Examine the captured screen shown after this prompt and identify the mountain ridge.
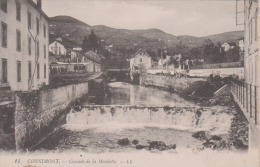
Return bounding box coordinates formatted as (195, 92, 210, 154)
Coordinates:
(49, 15, 244, 50)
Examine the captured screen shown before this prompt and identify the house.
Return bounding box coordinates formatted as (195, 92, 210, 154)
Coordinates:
(238, 38, 244, 53)
(49, 39, 67, 56)
(173, 54, 182, 62)
(129, 50, 152, 73)
(221, 42, 230, 52)
(84, 51, 103, 72)
(0, 0, 49, 91)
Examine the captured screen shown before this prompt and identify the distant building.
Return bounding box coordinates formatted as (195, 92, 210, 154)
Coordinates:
(173, 54, 182, 62)
(130, 50, 152, 73)
(238, 38, 244, 52)
(0, 0, 49, 91)
(221, 42, 230, 52)
(73, 47, 82, 51)
(238, 38, 244, 61)
(84, 51, 103, 72)
(49, 39, 67, 56)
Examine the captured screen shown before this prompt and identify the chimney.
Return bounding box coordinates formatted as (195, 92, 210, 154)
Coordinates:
(37, 0, 42, 9)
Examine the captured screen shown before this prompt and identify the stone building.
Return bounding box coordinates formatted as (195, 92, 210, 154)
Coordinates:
(243, 0, 259, 150)
(0, 0, 49, 91)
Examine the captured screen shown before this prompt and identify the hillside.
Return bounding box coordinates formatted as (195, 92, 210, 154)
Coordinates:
(49, 15, 244, 52)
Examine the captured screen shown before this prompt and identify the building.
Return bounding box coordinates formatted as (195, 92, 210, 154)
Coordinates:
(0, 0, 49, 91)
(84, 51, 103, 72)
(49, 39, 67, 56)
(243, 0, 259, 150)
(221, 42, 230, 52)
(129, 50, 152, 73)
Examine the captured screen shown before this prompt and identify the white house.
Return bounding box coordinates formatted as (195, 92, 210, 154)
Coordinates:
(221, 42, 230, 52)
(173, 54, 182, 62)
(49, 39, 67, 56)
(130, 50, 152, 73)
(238, 38, 244, 53)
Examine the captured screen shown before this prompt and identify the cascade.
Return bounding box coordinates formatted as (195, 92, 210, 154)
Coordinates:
(66, 106, 233, 135)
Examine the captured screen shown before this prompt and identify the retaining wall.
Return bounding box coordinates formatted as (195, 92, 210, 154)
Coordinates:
(15, 82, 89, 150)
(140, 74, 205, 92)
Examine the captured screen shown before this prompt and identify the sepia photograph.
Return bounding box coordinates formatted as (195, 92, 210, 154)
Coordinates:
(0, 0, 259, 166)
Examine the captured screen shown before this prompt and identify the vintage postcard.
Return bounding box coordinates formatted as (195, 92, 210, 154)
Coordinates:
(0, 0, 259, 166)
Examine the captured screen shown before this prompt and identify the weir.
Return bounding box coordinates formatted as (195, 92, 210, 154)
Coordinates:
(66, 105, 234, 135)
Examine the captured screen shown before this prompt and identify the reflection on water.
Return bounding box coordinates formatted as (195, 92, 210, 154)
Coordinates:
(106, 82, 195, 107)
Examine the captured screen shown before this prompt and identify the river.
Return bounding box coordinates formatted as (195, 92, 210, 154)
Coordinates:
(36, 82, 242, 154)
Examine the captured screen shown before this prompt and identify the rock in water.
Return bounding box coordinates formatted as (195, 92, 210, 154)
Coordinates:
(210, 135, 222, 141)
(167, 144, 177, 150)
(132, 140, 139, 145)
(117, 138, 130, 146)
(232, 139, 248, 150)
(192, 131, 206, 140)
(203, 141, 216, 149)
(136, 145, 146, 150)
(149, 141, 167, 151)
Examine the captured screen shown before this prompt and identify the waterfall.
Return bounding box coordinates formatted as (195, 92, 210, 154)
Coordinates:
(65, 106, 233, 135)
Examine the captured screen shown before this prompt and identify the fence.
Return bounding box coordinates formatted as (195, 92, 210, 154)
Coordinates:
(231, 80, 258, 125)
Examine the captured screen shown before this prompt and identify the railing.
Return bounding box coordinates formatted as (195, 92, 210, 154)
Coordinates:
(231, 81, 258, 125)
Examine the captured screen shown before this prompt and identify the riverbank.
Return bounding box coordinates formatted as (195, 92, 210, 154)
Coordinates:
(140, 73, 232, 106)
(139, 74, 249, 151)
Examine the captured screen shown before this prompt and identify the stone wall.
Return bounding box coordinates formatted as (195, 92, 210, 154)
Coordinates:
(140, 74, 205, 92)
(15, 82, 89, 150)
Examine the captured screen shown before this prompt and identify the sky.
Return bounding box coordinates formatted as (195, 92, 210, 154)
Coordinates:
(41, 0, 244, 37)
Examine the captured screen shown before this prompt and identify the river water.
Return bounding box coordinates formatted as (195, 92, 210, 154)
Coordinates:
(37, 82, 239, 154)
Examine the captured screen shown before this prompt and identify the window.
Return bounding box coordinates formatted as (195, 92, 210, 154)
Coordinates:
(37, 63, 40, 79)
(27, 12, 31, 29)
(1, 22, 7, 47)
(28, 37, 31, 55)
(140, 58, 142, 63)
(1, 59, 7, 83)
(37, 41, 39, 57)
(44, 64, 46, 79)
(28, 61, 32, 80)
(44, 44, 46, 58)
(16, 1, 21, 21)
(255, 10, 258, 40)
(17, 61, 21, 82)
(1, 0, 7, 13)
(36, 18, 39, 35)
(16, 30, 21, 51)
(250, 19, 253, 44)
(44, 25, 46, 38)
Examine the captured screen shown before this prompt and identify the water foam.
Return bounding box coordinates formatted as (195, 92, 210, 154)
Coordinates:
(65, 106, 233, 135)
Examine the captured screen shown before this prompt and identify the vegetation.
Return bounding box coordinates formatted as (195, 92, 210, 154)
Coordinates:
(49, 16, 244, 68)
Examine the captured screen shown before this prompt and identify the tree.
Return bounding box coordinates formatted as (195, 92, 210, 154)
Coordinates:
(88, 30, 99, 51)
(203, 39, 220, 63)
(82, 36, 89, 52)
(82, 30, 99, 52)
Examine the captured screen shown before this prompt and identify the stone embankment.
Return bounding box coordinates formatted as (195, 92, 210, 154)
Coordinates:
(140, 73, 249, 151)
(140, 73, 231, 106)
(14, 76, 105, 151)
